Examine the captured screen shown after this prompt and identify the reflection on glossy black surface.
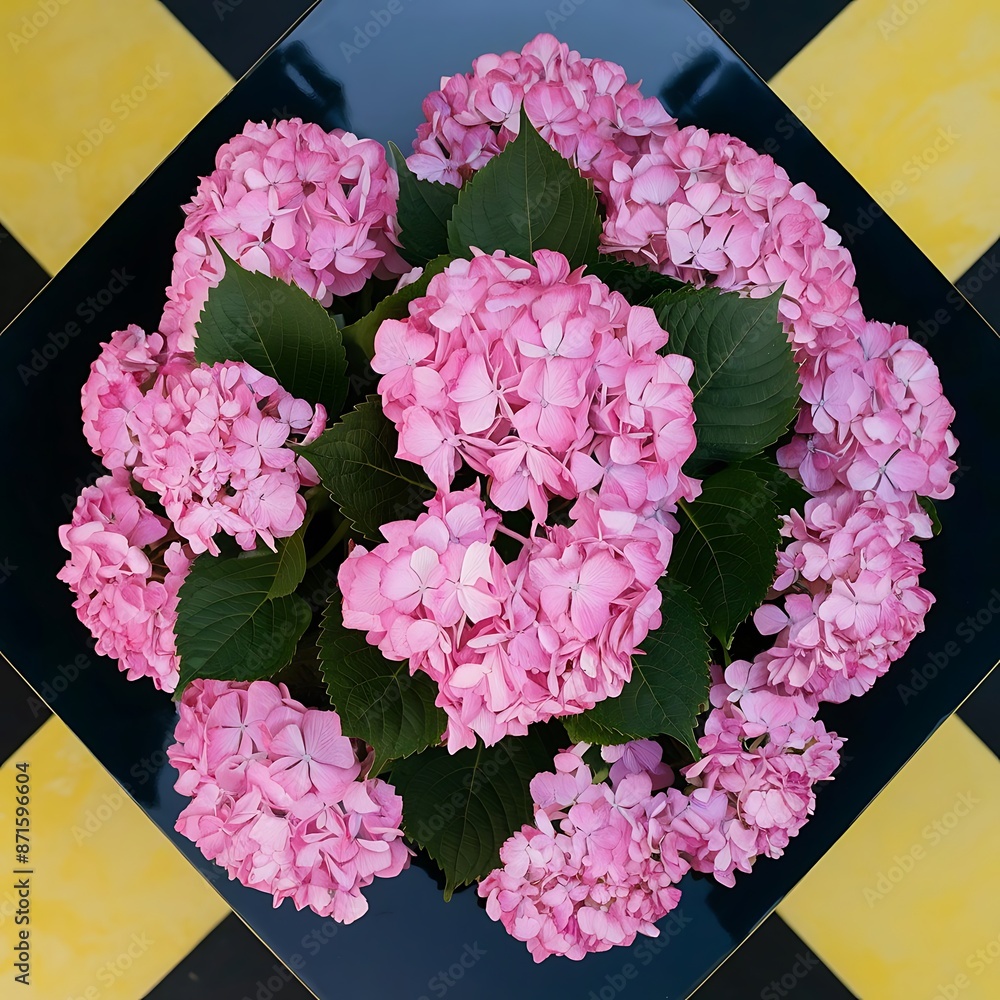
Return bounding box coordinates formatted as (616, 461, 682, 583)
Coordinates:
(1, 2, 997, 997)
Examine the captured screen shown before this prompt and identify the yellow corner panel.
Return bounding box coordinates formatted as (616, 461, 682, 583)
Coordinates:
(779, 716, 1000, 998)
(770, 0, 1000, 281)
(0, 716, 229, 997)
(0, 0, 232, 274)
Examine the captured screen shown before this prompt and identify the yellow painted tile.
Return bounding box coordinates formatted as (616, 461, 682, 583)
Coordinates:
(0, 0, 232, 274)
(0, 717, 229, 997)
(779, 717, 1000, 998)
(770, 0, 1000, 281)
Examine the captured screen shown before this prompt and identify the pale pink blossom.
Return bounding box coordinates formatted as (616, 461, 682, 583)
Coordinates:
(408, 34, 677, 192)
(126, 361, 326, 555)
(479, 742, 687, 961)
(169, 680, 410, 923)
(372, 249, 699, 522)
(160, 119, 408, 356)
(57, 469, 190, 692)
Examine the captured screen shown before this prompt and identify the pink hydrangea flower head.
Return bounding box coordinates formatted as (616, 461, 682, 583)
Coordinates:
(478, 744, 688, 961)
(126, 360, 326, 555)
(169, 680, 410, 922)
(408, 33, 677, 192)
(339, 486, 684, 751)
(372, 249, 699, 522)
(160, 119, 409, 355)
(81, 325, 170, 469)
(57, 469, 190, 692)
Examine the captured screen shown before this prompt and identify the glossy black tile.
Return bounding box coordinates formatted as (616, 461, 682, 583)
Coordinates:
(0, 223, 47, 332)
(159, 0, 318, 78)
(0, 664, 49, 762)
(685, 0, 854, 79)
(695, 913, 857, 999)
(145, 914, 314, 1000)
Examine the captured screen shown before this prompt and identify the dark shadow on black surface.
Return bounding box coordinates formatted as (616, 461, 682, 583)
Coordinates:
(0, 224, 48, 333)
(144, 913, 314, 1000)
(268, 42, 350, 132)
(686, 0, 855, 80)
(0, 663, 49, 761)
(159, 0, 319, 78)
(694, 913, 858, 999)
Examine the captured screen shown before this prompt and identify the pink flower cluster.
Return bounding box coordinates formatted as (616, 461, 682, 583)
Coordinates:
(554, 91, 956, 708)
(127, 359, 326, 555)
(408, 34, 677, 190)
(372, 250, 699, 522)
(169, 679, 409, 923)
(677, 664, 843, 883)
(57, 469, 190, 692)
(782, 320, 957, 502)
(81, 324, 165, 470)
(595, 125, 957, 509)
(339, 487, 672, 752)
(64, 327, 328, 689)
(601, 126, 865, 357)
(478, 741, 687, 962)
(352, 250, 701, 749)
(480, 722, 842, 962)
(161, 118, 408, 356)
(80, 327, 327, 556)
(752, 487, 934, 702)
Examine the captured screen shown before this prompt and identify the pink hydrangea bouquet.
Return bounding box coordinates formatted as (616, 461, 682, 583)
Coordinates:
(58, 35, 957, 960)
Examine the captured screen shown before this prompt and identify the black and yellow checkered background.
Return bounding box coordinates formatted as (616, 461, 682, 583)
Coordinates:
(1, 1, 998, 996)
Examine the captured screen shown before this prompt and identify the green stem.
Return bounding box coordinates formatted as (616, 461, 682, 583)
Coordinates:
(307, 518, 351, 569)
